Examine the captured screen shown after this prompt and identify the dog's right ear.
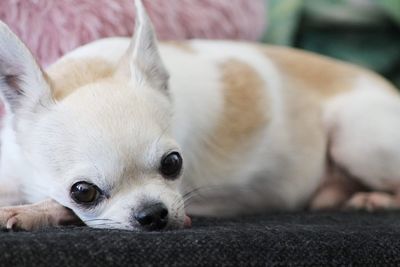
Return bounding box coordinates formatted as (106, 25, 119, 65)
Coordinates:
(0, 22, 53, 115)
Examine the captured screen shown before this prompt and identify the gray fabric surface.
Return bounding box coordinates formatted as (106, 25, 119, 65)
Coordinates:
(1, 211, 400, 266)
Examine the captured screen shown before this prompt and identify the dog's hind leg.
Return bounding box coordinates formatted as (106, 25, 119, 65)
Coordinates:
(324, 79, 400, 210)
(309, 165, 365, 210)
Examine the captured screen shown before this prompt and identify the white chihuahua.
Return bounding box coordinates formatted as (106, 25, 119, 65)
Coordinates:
(0, 0, 400, 231)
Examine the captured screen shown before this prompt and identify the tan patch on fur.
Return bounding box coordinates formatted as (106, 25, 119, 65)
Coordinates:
(46, 58, 114, 100)
(261, 45, 398, 98)
(210, 59, 269, 157)
(163, 41, 195, 53)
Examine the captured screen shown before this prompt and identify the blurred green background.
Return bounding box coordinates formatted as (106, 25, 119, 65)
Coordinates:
(263, 0, 400, 88)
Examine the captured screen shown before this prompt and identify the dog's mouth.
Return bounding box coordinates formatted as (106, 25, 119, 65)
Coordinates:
(75, 208, 192, 230)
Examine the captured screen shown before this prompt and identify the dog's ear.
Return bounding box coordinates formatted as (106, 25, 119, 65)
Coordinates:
(117, 0, 169, 92)
(0, 21, 53, 115)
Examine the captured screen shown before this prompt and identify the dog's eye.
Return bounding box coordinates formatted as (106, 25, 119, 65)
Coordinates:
(70, 182, 101, 204)
(159, 152, 183, 179)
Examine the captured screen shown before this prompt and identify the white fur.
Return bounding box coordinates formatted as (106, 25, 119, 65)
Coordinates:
(59, 39, 327, 215)
(0, 0, 400, 230)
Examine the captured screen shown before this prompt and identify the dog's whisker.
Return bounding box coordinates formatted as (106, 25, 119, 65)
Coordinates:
(86, 221, 131, 228)
(81, 217, 132, 228)
(173, 184, 255, 211)
(88, 222, 122, 226)
(82, 218, 114, 223)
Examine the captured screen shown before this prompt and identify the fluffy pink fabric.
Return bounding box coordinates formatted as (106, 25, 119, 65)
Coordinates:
(0, 0, 266, 66)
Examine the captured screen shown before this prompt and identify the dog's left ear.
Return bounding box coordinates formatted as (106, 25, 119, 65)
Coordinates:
(117, 0, 169, 92)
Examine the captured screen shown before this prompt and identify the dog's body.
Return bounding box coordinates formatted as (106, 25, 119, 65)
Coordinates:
(1, 0, 400, 230)
(47, 38, 400, 216)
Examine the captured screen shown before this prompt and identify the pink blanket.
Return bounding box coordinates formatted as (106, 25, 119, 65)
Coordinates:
(0, 0, 266, 66)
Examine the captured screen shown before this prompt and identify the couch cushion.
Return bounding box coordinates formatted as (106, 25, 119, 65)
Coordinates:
(1, 211, 400, 266)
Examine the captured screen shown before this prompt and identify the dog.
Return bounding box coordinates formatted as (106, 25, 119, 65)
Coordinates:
(0, 0, 399, 231)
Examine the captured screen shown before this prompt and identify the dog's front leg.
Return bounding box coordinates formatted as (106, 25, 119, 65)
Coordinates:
(0, 188, 20, 207)
(0, 199, 81, 230)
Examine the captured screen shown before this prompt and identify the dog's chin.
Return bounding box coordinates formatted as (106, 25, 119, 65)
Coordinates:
(84, 215, 191, 231)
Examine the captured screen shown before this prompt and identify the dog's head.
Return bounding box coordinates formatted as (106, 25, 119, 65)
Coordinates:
(0, 0, 188, 230)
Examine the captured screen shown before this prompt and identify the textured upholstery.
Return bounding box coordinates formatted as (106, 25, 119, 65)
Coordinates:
(1, 211, 399, 266)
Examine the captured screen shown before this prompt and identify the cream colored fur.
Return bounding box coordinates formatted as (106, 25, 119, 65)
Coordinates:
(0, 0, 400, 230)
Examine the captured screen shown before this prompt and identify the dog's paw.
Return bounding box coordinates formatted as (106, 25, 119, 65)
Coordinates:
(0, 208, 17, 230)
(0, 206, 49, 231)
(0, 199, 80, 231)
(344, 192, 395, 211)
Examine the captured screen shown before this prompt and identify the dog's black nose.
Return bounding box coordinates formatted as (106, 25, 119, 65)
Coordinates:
(135, 203, 169, 230)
